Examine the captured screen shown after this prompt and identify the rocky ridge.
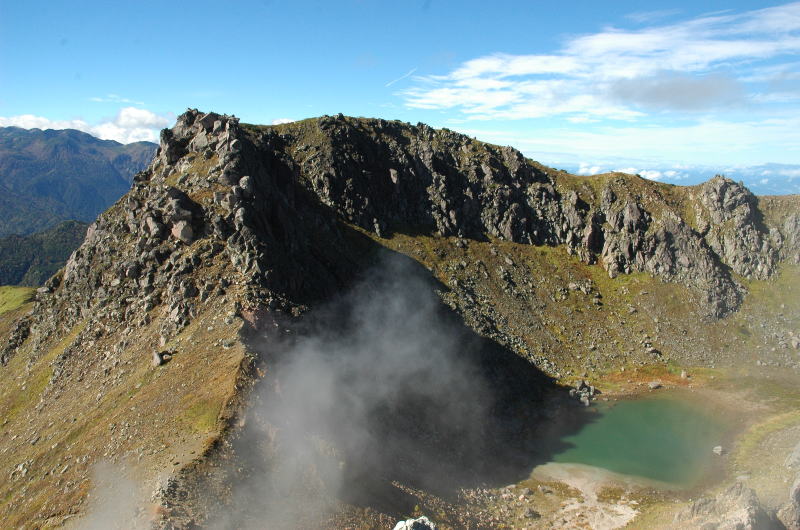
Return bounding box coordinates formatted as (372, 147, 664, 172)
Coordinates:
(252, 113, 798, 317)
(4, 109, 798, 371)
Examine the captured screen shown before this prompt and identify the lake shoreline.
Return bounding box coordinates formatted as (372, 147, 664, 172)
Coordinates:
(519, 365, 800, 529)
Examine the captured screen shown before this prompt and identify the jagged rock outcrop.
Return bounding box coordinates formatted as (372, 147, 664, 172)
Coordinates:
(144, 112, 799, 320)
(674, 482, 779, 529)
(694, 176, 780, 279)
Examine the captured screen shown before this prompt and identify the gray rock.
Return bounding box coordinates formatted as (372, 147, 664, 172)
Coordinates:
(239, 176, 254, 197)
(171, 221, 194, 244)
(145, 216, 163, 238)
(152, 351, 165, 367)
(393, 516, 436, 530)
(674, 481, 775, 530)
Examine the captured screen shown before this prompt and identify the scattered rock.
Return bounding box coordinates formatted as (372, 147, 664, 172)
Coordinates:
(648, 381, 662, 390)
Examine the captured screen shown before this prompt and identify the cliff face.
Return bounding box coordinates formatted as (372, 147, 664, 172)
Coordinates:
(0, 109, 798, 527)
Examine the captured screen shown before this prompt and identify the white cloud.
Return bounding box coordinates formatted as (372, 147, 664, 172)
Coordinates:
(0, 107, 170, 143)
(639, 169, 664, 180)
(576, 163, 604, 175)
(608, 71, 744, 110)
(271, 118, 295, 125)
(0, 114, 91, 131)
(401, 2, 800, 119)
(456, 114, 800, 167)
(566, 116, 599, 124)
(88, 94, 145, 105)
(557, 161, 692, 182)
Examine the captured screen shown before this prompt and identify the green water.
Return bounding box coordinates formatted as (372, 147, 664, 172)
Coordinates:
(550, 395, 729, 486)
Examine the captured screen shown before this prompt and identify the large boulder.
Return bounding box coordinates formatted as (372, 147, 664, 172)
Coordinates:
(674, 482, 777, 530)
(393, 515, 436, 530)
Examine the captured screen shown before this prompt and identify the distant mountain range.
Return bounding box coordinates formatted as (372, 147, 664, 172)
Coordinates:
(0, 220, 88, 286)
(560, 160, 800, 195)
(0, 126, 157, 237)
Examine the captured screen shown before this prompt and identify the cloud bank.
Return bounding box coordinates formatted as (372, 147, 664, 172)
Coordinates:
(566, 160, 800, 195)
(402, 3, 800, 120)
(0, 107, 171, 143)
(400, 3, 800, 173)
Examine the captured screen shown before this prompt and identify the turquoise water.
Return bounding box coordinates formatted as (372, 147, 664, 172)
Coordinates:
(550, 395, 729, 486)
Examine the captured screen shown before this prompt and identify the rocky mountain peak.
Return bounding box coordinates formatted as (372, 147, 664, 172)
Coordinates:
(4, 109, 798, 372)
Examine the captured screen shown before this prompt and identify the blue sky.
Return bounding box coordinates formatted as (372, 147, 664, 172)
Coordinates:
(2, 0, 799, 193)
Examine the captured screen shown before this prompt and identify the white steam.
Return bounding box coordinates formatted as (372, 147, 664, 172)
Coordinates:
(208, 256, 497, 528)
(79, 255, 551, 528)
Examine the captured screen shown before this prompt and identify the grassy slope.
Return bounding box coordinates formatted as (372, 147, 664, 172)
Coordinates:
(0, 154, 250, 529)
(0, 286, 35, 315)
(0, 296, 246, 528)
(364, 226, 800, 381)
